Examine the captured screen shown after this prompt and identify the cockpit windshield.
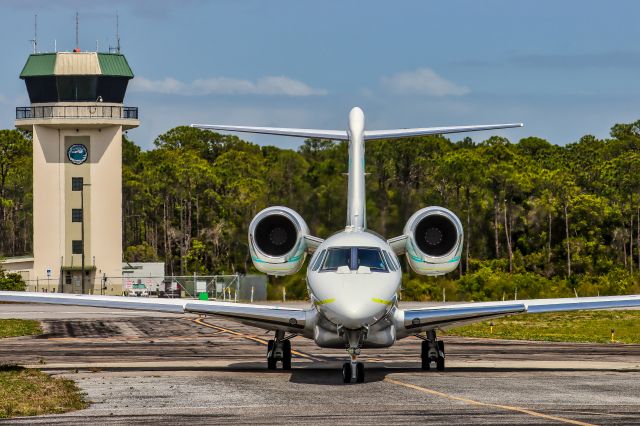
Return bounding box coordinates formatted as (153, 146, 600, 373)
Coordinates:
(356, 248, 386, 272)
(322, 248, 351, 271)
(320, 247, 388, 272)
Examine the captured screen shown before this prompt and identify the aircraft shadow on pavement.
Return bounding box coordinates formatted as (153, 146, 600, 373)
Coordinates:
(220, 362, 625, 385)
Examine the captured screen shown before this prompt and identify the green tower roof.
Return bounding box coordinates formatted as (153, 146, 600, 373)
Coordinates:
(20, 52, 133, 78)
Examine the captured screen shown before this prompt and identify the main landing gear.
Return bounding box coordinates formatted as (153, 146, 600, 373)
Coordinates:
(267, 330, 292, 370)
(421, 330, 445, 371)
(342, 328, 366, 384)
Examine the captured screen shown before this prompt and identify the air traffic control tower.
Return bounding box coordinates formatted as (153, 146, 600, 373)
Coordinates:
(15, 51, 139, 294)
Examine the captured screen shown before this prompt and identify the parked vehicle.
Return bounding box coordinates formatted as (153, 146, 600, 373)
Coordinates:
(128, 283, 149, 297)
(158, 280, 181, 298)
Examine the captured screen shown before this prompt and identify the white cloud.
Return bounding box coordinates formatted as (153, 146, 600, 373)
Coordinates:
(131, 77, 187, 95)
(382, 68, 470, 96)
(131, 76, 326, 97)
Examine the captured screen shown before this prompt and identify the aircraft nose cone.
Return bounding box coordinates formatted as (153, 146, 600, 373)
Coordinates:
(323, 297, 386, 329)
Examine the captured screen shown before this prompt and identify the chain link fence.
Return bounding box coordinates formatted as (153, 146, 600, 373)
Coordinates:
(21, 273, 267, 302)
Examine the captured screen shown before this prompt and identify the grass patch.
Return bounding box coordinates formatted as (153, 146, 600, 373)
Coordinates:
(0, 319, 42, 338)
(0, 365, 87, 418)
(446, 310, 640, 344)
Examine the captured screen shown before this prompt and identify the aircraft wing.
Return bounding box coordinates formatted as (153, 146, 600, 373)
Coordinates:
(402, 294, 640, 332)
(364, 123, 523, 140)
(0, 291, 308, 333)
(191, 124, 349, 140)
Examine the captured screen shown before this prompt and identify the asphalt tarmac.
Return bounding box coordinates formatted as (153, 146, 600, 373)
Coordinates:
(1, 303, 640, 425)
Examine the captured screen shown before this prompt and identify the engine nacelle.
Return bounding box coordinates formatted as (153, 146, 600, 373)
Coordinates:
(403, 206, 463, 276)
(248, 206, 310, 276)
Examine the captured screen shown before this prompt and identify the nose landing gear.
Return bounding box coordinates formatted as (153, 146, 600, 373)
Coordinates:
(267, 330, 292, 370)
(342, 348, 365, 383)
(342, 328, 366, 383)
(420, 330, 445, 371)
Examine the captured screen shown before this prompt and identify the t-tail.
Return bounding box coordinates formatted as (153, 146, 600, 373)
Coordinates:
(192, 107, 523, 231)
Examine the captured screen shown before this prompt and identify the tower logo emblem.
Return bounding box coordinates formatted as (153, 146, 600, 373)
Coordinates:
(67, 144, 88, 165)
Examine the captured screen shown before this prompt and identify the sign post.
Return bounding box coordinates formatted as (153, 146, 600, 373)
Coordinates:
(46, 268, 52, 292)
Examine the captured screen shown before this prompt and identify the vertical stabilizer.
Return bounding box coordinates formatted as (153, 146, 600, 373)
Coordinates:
(346, 107, 366, 230)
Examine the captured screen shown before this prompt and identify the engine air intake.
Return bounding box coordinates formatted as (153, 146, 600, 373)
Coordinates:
(414, 214, 458, 257)
(254, 215, 298, 257)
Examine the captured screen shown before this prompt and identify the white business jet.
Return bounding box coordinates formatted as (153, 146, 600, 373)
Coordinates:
(3, 107, 640, 384)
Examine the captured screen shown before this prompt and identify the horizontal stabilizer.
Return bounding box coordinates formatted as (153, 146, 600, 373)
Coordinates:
(363, 123, 523, 140)
(191, 124, 349, 140)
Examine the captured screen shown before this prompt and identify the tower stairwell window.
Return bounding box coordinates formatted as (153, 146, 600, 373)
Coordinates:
(72, 240, 83, 255)
(72, 208, 83, 222)
(72, 177, 83, 191)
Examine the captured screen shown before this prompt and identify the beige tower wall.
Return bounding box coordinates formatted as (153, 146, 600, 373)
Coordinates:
(31, 125, 65, 290)
(30, 124, 124, 295)
(89, 125, 123, 294)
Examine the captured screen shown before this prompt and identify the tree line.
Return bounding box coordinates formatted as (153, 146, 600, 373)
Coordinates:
(2, 121, 640, 300)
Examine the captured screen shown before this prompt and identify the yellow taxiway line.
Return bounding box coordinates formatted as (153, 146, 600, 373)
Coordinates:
(191, 317, 319, 360)
(384, 377, 595, 426)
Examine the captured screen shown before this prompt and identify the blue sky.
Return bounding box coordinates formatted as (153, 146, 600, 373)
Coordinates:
(1, 0, 640, 150)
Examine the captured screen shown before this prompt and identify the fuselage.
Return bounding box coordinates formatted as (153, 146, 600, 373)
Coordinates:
(306, 228, 402, 331)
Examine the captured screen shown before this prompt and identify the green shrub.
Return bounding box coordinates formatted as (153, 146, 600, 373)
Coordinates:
(0, 266, 26, 291)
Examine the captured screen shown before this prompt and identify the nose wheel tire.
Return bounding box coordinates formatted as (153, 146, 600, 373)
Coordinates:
(342, 362, 365, 383)
(356, 362, 365, 383)
(342, 362, 352, 383)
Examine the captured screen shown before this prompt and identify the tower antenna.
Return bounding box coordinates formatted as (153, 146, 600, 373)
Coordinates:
(29, 14, 38, 53)
(75, 11, 79, 50)
(116, 11, 121, 53)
